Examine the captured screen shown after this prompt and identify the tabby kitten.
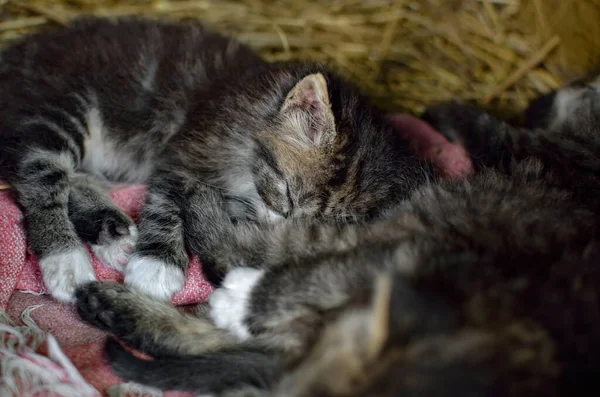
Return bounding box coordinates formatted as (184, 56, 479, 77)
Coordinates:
(76, 75, 600, 396)
(0, 16, 428, 302)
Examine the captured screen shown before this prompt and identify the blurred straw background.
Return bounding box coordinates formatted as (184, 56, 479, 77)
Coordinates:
(0, 0, 599, 119)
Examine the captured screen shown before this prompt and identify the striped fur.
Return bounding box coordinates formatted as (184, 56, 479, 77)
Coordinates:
(76, 76, 600, 396)
(0, 16, 429, 302)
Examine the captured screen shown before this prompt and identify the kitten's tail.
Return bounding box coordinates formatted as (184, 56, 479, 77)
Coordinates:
(105, 338, 278, 394)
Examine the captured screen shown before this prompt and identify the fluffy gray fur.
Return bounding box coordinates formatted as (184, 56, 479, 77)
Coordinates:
(0, 16, 428, 302)
(77, 74, 600, 396)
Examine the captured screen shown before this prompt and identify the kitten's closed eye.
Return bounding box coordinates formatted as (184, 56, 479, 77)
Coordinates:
(268, 181, 293, 219)
(254, 168, 293, 219)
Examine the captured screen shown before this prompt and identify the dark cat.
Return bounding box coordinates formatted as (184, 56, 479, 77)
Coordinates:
(0, 16, 428, 302)
(75, 74, 600, 396)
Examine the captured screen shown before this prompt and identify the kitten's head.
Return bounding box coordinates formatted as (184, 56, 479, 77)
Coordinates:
(524, 72, 600, 133)
(245, 66, 428, 223)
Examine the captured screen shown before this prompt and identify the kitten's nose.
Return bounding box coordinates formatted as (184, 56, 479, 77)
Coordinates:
(282, 210, 290, 218)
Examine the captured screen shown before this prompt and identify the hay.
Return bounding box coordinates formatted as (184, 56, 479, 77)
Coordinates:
(0, 0, 599, 118)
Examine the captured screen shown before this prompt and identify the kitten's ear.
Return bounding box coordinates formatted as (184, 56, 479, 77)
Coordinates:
(280, 73, 336, 146)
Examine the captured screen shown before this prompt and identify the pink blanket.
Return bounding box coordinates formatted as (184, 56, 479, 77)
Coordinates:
(3, 183, 214, 308)
(1, 184, 204, 397)
(0, 115, 472, 396)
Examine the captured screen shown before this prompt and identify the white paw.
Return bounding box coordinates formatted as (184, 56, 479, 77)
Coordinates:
(40, 248, 96, 303)
(208, 267, 265, 341)
(123, 256, 185, 301)
(92, 224, 138, 271)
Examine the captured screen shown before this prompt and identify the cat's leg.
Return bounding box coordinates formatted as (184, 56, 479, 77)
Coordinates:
(124, 164, 256, 298)
(205, 211, 417, 286)
(200, 214, 388, 287)
(103, 337, 277, 396)
(124, 172, 233, 299)
(422, 102, 541, 172)
(209, 244, 413, 358)
(68, 174, 137, 271)
(208, 262, 355, 357)
(423, 75, 600, 174)
(75, 281, 278, 395)
(12, 150, 95, 303)
(204, 214, 417, 339)
(179, 182, 239, 286)
(422, 98, 600, 211)
(75, 281, 237, 356)
(122, 173, 191, 300)
(208, 267, 266, 341)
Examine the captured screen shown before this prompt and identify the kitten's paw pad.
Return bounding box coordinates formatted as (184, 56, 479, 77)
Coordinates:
(75, 281, 137, 334)
(92, 214, 138, 271)
(209, 267, 264, 340)
(124, 257, 185, 301)
(40, 248, 96, 303)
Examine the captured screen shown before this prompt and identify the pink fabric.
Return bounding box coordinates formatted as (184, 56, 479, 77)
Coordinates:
(13, 184, 215, 306)
(0, 114, 473, 396)
(390, 114, 473, 180)
(6, 292, 193, 397)
(1, 183, 208, 396)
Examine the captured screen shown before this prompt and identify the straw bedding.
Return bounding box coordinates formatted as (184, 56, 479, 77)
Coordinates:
(1, 0, 599, 120)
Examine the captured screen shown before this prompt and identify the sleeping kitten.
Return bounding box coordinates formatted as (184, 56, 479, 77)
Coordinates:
(75, 75, 600, 396)
(0, 16, 428, 302)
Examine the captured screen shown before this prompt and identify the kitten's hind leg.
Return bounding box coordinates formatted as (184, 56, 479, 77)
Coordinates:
(68, 175, 137, 271)
(77, 281, 278, 395)
(13, 151, 95, 303)
(104, 337, 277, 396)
(75, 281, 238, 357)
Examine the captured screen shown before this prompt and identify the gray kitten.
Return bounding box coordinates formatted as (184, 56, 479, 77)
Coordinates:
(76, 75, 600, 396)
(0, 16, 428, 302)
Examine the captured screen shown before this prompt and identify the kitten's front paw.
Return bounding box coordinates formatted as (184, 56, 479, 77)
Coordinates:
(40, 248, 96, 303)
(209, 267, 264, 341)
(75, 281, 150, 338)
(124, 256, 185, 301)
(91, 213, 138, 271)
